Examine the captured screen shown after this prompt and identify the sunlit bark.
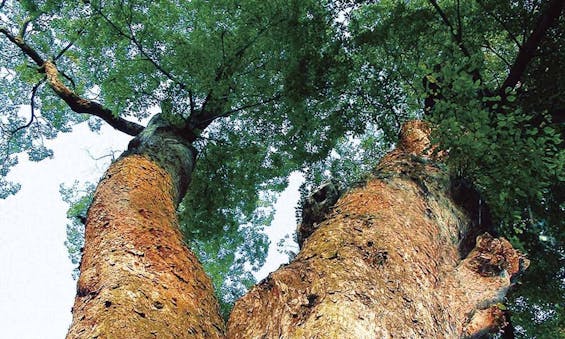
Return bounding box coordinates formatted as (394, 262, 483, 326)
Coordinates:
(67, 117, 225, 338)
(227, 121, 528, 338)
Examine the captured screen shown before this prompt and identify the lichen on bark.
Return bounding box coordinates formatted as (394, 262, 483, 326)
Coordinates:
(124, 113, 197, 204)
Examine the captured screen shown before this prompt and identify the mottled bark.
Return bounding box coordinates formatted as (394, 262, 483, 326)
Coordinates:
(67, 116, 224, 338)
(227, 121, 528, 338)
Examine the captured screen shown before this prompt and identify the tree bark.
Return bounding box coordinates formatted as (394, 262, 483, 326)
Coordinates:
(227, 121, 529, 338)
(67, 115, 225, 338)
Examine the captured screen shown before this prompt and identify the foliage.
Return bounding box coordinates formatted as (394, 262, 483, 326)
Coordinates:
(60, 180, 96, 280)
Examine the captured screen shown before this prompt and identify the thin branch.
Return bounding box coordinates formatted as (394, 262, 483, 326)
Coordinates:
(53, 29, 84, 61)
(189, 90, 195, 117)
(93, 6, 189, 92)
(18, 17, 32, 39)
(482, 43, 512, 68)
(456, 0, 462, 42)
(197, 17, 283, 128)
(428, 0, 485, 85)
(60, 70, 77, 89)
(499, 0, 564, 94)
(196, 93, 282, 127)
(10, 81, 42, 135)
(3, 80, 42, 164)
(475, 0, 522, 48)
(428, 0, 471, 57)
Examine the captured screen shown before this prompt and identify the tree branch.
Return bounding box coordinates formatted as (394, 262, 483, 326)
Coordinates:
(0, 28, 144, 136)
(43, 61, 143, 135)
(499, 0, 564, 94)
(428, 0, 483, 84)
(428, 0, 471, 57)
(482, 42, 512, 68)
(475, 0, 522, 48)
(10, 81, 42, 135)
(194, 93, 282, 132)
(0, 27, 45, 65)
(53, 29, 84, 62)
(93, 6, 189, 93)
(196, 18, 282, 129)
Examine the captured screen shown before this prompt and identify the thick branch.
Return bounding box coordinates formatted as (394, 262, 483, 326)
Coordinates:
(43, 61, 143, 136)
(499, 0, 564, 93)
(0, 27, 45, 65)
(0, 28, 144, 136)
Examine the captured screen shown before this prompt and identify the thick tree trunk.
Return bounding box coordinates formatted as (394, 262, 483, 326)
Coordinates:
(67, 115, 225, 338)
(227, 121, 529, 338)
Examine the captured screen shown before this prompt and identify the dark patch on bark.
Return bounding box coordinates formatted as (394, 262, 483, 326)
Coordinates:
(306, 294, 319, 307)
(449, 177, 495, 258)
(297, 180, 342, 248)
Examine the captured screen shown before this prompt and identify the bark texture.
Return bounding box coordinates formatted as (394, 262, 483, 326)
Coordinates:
(67, 154, 224, 338)
(227, 121, 529, 338)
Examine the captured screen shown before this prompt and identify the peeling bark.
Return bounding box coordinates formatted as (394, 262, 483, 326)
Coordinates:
(67, 117, 224, 338)
(227, 121, 528, 338)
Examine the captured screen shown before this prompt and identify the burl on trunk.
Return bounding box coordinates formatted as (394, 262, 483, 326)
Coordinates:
(228, 121, 528, 338)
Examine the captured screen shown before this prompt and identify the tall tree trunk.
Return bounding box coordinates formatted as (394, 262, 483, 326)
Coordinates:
(67, 115, 225, 338)
(227, 121, 529, 338)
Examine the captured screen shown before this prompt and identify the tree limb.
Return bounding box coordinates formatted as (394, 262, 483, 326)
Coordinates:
(499, 0, 564, 94)
(0, 27, 45, 65)
(43, 61, 144, 136)
(0, 27, 144, 136)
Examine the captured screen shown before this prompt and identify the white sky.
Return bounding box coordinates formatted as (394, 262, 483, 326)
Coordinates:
(0, 121, 299, 338)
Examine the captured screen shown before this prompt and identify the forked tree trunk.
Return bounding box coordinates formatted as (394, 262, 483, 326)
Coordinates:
(227, 121, 529, 338)
(67, 115, 225, 338)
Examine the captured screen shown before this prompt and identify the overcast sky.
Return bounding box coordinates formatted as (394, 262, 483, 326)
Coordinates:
(0, 121, 299, 338)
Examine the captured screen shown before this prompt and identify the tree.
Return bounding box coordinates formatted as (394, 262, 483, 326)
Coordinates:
(229, 120, 530, 338)
(1, 0, 563, 337)
(343, 1, 564, 336)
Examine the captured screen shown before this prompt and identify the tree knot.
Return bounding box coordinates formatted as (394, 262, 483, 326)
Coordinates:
(465, 233, 529, 278)
(399, 120, 432, 155)
(297, 180, 342, 248)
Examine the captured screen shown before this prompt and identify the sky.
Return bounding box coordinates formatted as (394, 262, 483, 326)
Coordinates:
(0, 121, 300, 338)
